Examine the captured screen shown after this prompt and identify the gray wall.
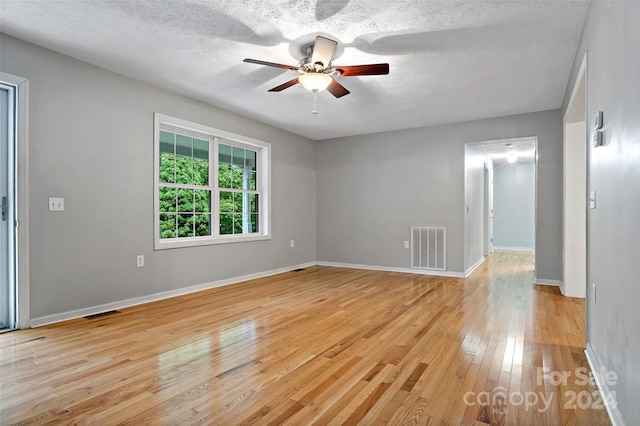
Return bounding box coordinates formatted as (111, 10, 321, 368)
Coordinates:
(0, 34, 317, 320)
(316, 110, 562, 279)
(493, 161, 535, 249)
(562, 2, 640, 423)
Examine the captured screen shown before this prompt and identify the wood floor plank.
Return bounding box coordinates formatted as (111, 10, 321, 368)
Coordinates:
(0, 251, 611, 425)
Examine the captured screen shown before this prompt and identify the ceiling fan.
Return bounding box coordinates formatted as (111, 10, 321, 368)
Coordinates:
(243, 35, 389, 105)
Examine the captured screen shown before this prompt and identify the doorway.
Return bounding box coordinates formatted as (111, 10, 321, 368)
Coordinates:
(464, 138, 537, 275)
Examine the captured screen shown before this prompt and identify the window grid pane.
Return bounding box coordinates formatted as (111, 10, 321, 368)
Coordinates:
(194, 160, 209, 186)
(218, 163, 231, 188)
(220, 213, 232, 235)
(195, 214, 211, 237)
(193, 138, 209, 160)
(232, 146, 245, 167)
(159, 213, 176, 239)
(245, 150, 256, 171)
(177, 214, 194, 238)
(231, 167, 243, 190)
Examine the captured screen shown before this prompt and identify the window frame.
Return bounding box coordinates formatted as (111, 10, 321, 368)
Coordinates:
(153, 113, 271, 250)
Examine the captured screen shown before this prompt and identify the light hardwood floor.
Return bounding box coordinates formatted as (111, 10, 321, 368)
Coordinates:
(0, 251, 611, 425)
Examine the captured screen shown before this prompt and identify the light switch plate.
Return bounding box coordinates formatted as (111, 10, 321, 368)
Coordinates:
(49, 197, 64, 211)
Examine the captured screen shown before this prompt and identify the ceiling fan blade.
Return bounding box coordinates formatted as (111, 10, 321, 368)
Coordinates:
(326, 79, 350, 98)
(335, 63, 390, 77)
(311, 36, 338, 68)
(243, 58, 298, 71)
(268, 78, 300, 92)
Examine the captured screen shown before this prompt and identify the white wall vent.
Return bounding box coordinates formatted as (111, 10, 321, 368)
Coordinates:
(411, 227, 446, 270)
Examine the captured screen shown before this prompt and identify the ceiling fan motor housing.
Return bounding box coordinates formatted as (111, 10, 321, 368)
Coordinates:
(298, 57, 334, 75)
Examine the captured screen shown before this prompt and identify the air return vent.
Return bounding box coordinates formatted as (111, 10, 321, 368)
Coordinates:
(411, 227, 446, 270)
(84, 310, 121, 320)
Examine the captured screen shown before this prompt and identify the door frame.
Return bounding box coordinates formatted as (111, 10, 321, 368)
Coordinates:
(485, 137, 537, 256)
(464, 136, 537, 271)
(562, 53, 587, 299)
(1, 72, 30, 329)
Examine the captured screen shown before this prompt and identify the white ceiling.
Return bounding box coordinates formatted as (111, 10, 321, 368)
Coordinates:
(0, 0, 589, 140)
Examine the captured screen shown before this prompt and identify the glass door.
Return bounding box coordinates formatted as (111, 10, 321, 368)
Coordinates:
(0, 83, 16, 331)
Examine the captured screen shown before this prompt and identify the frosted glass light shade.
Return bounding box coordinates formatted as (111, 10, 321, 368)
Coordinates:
(299, 73, 332, 93)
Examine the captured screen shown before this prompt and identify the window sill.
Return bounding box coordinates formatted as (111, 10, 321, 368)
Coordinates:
(154, 234, 271, 250)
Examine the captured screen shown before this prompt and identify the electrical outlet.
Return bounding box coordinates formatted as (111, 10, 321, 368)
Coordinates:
(48, 197, 64, 211)
(404, 241, 409, 249)
(137, 255, 144, 268)
(290, 240, 295, 248)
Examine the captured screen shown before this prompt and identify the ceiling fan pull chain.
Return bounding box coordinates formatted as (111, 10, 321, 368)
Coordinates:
(312, 92, 318, 114)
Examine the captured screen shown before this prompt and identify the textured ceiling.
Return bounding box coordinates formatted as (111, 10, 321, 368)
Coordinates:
(0, 0, 589, 140)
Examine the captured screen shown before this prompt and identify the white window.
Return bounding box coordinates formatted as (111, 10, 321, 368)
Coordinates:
(154, 113, 270, 249)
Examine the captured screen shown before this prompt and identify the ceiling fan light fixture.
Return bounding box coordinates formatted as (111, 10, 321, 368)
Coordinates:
(299, 72, 332, 93)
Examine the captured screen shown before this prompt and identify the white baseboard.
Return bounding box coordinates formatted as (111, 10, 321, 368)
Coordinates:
(316, 261, 464, 278)
(492, 246, 534, 251)
(464, 257, 486, 277)
(29, 261, 316, 327)
(534, 277, 562, 287)
(585, 343, 626, 426)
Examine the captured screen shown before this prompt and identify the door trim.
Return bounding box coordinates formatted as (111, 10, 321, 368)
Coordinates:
(1, 72, 30, 329)
(562, 53, 587, 299)
(465, 137, 538, 267)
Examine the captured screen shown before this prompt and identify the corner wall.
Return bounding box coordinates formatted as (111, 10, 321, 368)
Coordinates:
(562, 2, 640, 424)
(0, 34, 317, 321)
(316, 110, 562, 279)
